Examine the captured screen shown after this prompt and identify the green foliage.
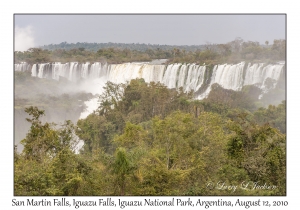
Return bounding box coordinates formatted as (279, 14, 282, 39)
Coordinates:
(76, 113, 115, 153)
(205, 83, 261, 112)
(15, 39, 285, 65)
(98, 81, 125, 114)
(21, 106, 59, 161)
(253, 101, 286, 133)
(15, 107, 99, 195)
(21, 107, 81, 159)
(15, 78, 286, 196)
(110, 147, 133, 195)
(114, 122, 149, 149)
(226, 113, 286, 194)
(41, 42, 205, 53)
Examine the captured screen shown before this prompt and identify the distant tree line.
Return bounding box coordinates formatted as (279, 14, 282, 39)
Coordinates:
(41, 42, 206, 52)
(15, 38, 285, 65)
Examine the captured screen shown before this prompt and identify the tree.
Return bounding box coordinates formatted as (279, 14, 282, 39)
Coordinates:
(111, 147, 133, 195)
(15, 106, 95, 196)
(21, 106, 59, 161)
(76, 114, 115, 153)
(172, 48, 180, 60)
(253, 101, 286, 134)
(226, 113, 286, 194)
(97, 81, 125, 115)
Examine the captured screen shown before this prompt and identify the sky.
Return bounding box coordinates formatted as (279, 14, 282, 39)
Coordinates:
(14, 14, 286, 51)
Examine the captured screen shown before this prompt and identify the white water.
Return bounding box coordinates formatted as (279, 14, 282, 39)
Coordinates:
(28, 61, 285, 115)
(198, 62, 245, 99)
(79, 97, 99, 119)
(15, 62, 31, 71)
(244, 63, 283, 89)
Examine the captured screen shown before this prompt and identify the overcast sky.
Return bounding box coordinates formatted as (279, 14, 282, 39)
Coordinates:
(14, 14, 285, 51)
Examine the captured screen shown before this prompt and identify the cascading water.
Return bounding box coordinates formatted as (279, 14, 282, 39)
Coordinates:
(81, 62, 90, 79)
(162, 63, 182, 89)
(213, 62, 245, 90)
(184, 64, 206, 92)
(15, 62, 31, 71)
(31, 64, 37, 77)
(26, 61, 285, 113)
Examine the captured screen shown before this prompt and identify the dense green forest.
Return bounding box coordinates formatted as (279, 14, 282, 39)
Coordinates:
(15, 38, 285, 65)
(14, 77, 286, 195)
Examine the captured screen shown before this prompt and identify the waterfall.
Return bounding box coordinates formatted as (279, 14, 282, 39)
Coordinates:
(81, 62, 90, 79)
(107, 62, 166, 85)
(212, 62, 245, 91)
(26, 61, 285, 101)
(37, 63, 47, 78)
(52, 62, 68, 80)
(15, 62, 31, 72)
(185, 64, 206, 92)
(31, 64, 37, 77)
(162, 63, 181, 89)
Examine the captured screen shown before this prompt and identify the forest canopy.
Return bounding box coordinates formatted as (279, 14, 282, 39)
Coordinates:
(14, 79, 286, 196)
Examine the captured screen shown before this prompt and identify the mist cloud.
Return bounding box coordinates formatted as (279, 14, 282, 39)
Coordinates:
(15, 25, 36, 51)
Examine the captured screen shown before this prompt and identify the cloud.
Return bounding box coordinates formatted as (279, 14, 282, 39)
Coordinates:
(15, 25, 36, 51)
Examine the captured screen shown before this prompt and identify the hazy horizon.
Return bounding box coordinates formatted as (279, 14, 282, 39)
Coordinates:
(15, 14, 285, 51)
